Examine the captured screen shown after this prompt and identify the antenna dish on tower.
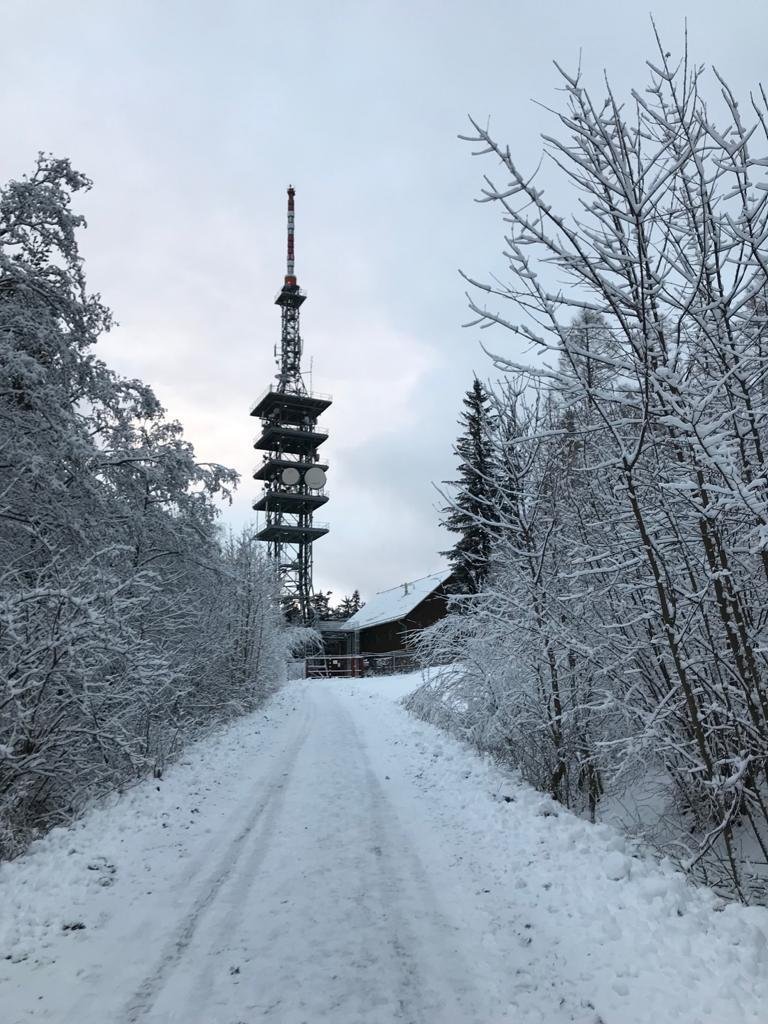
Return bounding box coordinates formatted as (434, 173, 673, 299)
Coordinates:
(304, 466, 327, 490)
(281, 466, 301, 486)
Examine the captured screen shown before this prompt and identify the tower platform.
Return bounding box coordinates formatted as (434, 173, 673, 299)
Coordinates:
(250, 387, 332, 425)
(253, 457, 329, 482)
(253, 491, 329, 513)
(275, 283, 306, 308)
(253, 424, 328, 455)
(256, 522, 329, 543)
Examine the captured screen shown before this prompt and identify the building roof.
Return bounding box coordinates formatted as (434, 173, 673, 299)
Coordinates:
(317, 620, 350, 633)
(344, 569, 452, 632)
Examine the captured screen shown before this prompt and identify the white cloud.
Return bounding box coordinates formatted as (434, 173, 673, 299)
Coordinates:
(2, 0, 765, 599)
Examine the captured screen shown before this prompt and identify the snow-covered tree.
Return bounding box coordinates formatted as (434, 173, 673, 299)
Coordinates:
(440, 377, 498, 593)
(411, 34, 768, 902)
(0, 157, 299, 858)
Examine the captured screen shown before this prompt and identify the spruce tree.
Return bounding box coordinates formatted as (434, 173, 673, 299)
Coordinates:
(310, 590, 333, 621)
(337, 589, 363, 618)
(440, 377, 497, 594)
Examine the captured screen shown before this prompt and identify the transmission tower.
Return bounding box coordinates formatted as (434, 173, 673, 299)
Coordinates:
(251, 187, 331, 624)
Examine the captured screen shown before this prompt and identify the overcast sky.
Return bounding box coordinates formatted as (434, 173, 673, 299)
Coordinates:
(3, 0, 767, 602)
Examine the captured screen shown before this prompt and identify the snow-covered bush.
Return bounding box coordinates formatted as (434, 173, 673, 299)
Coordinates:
(0, 157, 296, 858)
(411, 37, 768, 902)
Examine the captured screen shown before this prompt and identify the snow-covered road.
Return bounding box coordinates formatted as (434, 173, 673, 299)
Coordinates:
(3, 675, 768, 1023)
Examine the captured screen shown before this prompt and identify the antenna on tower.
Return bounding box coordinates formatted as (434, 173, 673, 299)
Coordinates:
(270, 186, 307, 395)
(285, 185, 296, 285)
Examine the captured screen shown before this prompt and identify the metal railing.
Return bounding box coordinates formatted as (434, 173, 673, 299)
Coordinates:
(253, 456, 329, 475)
(253, 425, 328, 447)
(254, 487, 330, 502)
(304, 651, 418, 679)
(250, 385, 333, 416)
(260, 521, 330, 532)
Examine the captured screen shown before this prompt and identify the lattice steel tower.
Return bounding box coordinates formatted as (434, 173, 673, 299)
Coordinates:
(251, 187, 331, 623)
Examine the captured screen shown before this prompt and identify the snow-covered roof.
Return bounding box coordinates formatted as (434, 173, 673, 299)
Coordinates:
(344, 569, 452, 632)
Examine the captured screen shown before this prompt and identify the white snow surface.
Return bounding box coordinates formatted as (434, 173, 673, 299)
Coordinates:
(344, 570, 451, 631)
(2, 673, 768, 1023)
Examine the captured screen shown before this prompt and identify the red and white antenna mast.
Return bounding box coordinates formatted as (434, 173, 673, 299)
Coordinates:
(274, 185, 306, 393)
(285, 185, 296, 286)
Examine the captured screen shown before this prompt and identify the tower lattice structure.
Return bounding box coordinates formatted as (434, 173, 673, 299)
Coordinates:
(251, 187, 331, 623)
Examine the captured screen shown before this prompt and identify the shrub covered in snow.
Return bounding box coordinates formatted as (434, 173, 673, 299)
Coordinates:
(412, 36, 768, 903)
(0, 157, 299, 858)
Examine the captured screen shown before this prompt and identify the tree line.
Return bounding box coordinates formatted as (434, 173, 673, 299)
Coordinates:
(412, 39, 768, 903)
(0, 157, 300, 858)
(308, 589, 364, 621)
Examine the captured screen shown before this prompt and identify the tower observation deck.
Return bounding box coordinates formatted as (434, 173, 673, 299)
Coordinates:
(251, 187, 331, 623)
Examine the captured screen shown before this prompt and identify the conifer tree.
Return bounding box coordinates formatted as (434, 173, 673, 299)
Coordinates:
(337, 590, 363, 618)
(310, 589, 333, 621)
(440, 377, 497, 593)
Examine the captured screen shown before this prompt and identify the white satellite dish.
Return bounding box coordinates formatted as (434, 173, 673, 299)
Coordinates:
(281, 466, 301, 486)
(304, 466, 326, 490)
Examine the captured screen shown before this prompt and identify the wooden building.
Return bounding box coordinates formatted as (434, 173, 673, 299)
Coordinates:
(345, 569, 454, 655)
(309, 569, 454, 676)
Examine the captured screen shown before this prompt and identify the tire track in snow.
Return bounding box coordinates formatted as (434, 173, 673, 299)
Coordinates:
(118, 704, 313, 1023)
(170, 711, 320, 1020)
(329, 692, 486, 1023)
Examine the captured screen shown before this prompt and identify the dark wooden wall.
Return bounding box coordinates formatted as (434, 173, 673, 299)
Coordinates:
(358, 579, 453, 655)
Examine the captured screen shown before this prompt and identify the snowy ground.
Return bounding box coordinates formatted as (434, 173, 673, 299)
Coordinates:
(2, 674, 768, 1023)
